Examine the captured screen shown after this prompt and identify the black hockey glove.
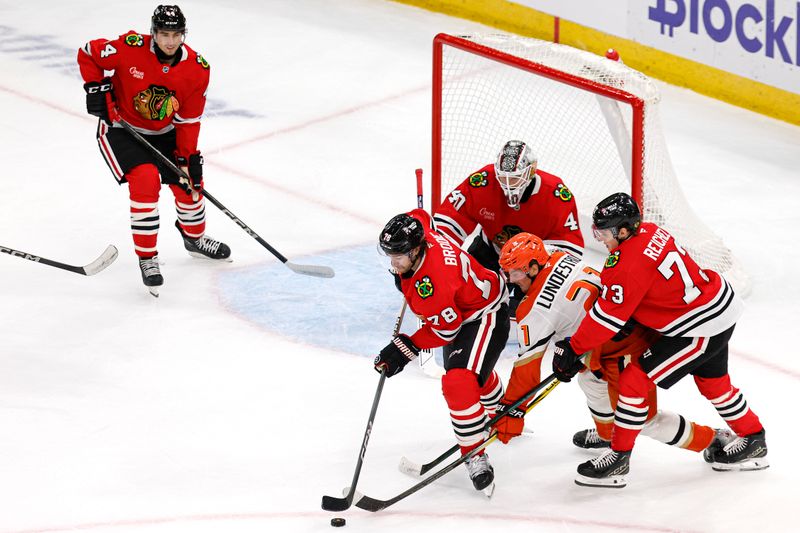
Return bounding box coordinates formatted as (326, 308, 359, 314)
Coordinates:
(552, 339, 584, 382)
(83, 77, 115, 124)
(466, 235, 500, 271)
(176, 152, 203, 192)
(374, 334, 420, 378)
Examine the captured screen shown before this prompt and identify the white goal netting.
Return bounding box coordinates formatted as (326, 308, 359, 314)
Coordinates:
(435, 33, 749, 294)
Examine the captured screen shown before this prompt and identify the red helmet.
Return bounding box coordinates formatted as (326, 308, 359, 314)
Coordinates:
(499, 232, 550, 274)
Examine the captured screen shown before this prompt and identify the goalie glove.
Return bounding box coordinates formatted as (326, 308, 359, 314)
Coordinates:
(374, 334, 419, 378)
(493, 401, 527, 444)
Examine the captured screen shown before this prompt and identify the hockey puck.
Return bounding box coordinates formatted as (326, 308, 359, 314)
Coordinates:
(330, 517, 346, 527)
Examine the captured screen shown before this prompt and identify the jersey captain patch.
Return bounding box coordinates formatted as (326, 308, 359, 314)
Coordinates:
(124, 34, 144, 47)
(554, 183, 573, 201)
(605, 250, 620, 268)
(415, 276, 434, 299)
(468, 171, 488, 187)
(133, 84, 180, 120)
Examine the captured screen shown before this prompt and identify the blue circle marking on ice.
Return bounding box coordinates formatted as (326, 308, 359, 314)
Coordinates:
(217, 243, 519, 359)
(217, 244, 411, 357)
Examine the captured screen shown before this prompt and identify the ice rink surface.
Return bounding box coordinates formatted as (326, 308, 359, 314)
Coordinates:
(1, 1, 799, 532)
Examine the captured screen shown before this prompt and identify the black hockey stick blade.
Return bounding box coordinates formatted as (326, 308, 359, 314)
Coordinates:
(1, 243, 118, 276)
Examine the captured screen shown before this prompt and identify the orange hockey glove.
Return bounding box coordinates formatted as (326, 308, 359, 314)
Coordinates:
(494, 401, 526, 444)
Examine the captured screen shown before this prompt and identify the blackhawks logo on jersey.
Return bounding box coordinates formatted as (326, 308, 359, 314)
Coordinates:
(415, 276, 434, 299)
(554, 184, 573, 202)
(133, 84, 180, 121)
(196, 54, 210, 69)
(124, 33, 144, 47)
(605, 250, 620, 268)
(468, 171, 488, 187)
(493, 225, 523, 247)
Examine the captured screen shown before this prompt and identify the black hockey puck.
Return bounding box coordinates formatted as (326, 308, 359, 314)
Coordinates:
(330, 517, 346, 527)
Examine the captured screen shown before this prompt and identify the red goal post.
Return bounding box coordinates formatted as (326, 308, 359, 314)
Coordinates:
(431, 33, 749, 294)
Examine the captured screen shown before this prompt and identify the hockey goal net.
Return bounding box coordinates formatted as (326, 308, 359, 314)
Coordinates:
(432, 33, 749, 294)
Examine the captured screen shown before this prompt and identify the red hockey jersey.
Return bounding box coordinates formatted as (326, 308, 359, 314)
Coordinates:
(433, 164, 584, 257)
(570, 222, 743, 355)
(399, 209, 508, 349)
(77, 31, 209, 158)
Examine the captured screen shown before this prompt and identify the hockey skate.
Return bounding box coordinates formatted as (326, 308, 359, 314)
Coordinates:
(573, 428, 611, 449)
(575, 448, 631, 488)
(139, 256, 163, 298)
(175, 221, 231, 261)
(703, 428, 736, 463)
(465, 453, 495, 497)
(710, 429, 768, 472)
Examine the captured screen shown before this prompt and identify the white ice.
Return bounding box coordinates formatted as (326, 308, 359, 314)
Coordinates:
(1, 1, 799, 532)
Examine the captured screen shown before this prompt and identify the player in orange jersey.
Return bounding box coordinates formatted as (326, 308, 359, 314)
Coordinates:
(491, 232, 728, 487)
(553, 193, 766, 487)
(374, 209, 509, 495)
(78, 5, 230, 295)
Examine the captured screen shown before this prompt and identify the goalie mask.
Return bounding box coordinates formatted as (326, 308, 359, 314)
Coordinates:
(494, 140, 537, 210)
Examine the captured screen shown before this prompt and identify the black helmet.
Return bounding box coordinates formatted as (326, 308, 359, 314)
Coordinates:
(152, 5, 186, 33)
(379, 214, 425, 254)
(593, 192, 641, 238)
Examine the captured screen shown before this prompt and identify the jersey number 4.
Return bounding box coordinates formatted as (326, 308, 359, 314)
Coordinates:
(100, 44, 118, 58)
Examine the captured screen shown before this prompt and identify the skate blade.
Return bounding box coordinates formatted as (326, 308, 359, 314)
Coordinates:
(187, 251, 233, 262)
(147, 286, 160, 298)
(712, 457, 769, 472)
(574, 473, 627, 488)
(481, 482, 495, 499)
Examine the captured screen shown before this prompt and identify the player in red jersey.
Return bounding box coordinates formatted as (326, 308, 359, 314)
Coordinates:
(77, 5, 230, 295)
(552, 193, 767, 487)
(433, 140, 584, 268)
(374, 209, 509, 495)
(492, 233, 728, 479)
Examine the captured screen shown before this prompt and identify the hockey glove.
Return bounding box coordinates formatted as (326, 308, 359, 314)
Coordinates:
(493, 401, 526, 444)
(374, 334, 419, 378)
(83, 77, 118, 124)
(552, 339, 584, 382)
(176, 152, 204, 191)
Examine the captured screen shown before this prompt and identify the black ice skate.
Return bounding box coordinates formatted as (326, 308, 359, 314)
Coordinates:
(573, 428, 611, 449)
(575, 448, 631, 488)
(710, 429, 769, 472)
(175, 221, 231, 261)
(703, 428, 736, 463)
(465, 453, 495, 497)
(139, 256, 163, 298)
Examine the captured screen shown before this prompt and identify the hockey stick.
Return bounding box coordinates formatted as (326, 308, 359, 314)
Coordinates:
(116, 119, 334, 279)
(414, 168, 442, 379)
(399, 371, 561, 477)
(321, 300, 408, 512)
(353, 373, 561, 512)
(1, 244, 118, 276)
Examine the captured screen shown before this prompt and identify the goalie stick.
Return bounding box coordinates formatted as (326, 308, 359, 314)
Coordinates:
(116, 119, 334, 279)
(321, 301, 408, 512)
(1, 244, 118, 276)
(354, 373, 561, 512)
